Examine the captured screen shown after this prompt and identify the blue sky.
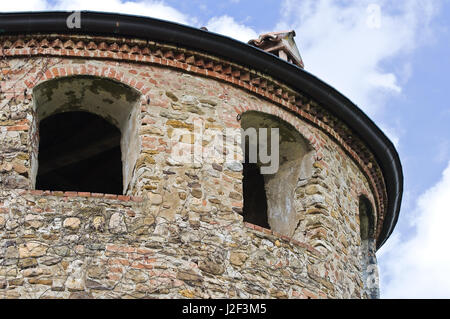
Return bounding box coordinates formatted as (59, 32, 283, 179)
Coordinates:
(3, 0, 450, 298)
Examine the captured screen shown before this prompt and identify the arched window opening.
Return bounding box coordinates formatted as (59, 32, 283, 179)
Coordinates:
(31, 76, 141, 195)
(242, 161, 270, 229)
(36, 111, 123, 194)
(240, 111, 313, 236)
(359, 195, 379, 299)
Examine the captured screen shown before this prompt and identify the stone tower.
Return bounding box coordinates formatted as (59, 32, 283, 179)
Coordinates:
(0, 12, 402, 299)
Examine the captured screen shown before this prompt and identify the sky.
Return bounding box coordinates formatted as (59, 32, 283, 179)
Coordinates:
(2, 0, 450, 298)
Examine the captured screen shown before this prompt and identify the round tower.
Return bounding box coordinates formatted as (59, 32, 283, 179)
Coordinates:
(0, 12, 402, 299)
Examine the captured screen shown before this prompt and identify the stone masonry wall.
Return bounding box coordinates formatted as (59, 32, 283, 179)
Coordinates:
(0, 55, 378, 298)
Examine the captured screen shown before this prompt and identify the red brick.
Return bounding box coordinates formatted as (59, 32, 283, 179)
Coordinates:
(104, 194, 118, 200)
(253, 225, 263, 232)
(244, 222, 255, 229)
(302, 289, 319, 299)
(64, 191, 77, 197)
(144, 257, 157, 264)
(108, 258, 131, 266)
(106, 244, 120, 252)
(77, 192, 91, 197)
(136, 248, 153, 255)
(7, 125, 29, 131)
(51, 68, 59, 77)
(44, 69, 52, 79)
(107, 274, 121, 281)
(130, 262, 147, 270)
(131, 196, 143, 202)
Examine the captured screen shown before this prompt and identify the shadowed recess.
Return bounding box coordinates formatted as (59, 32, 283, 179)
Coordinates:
(242, 162, 270, 229)
(36, 111, 123, 194)
(240, 111, 314, 236)
(359, 195, 379, 299)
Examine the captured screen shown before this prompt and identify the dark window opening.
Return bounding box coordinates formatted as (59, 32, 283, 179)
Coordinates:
(239, 111, 313, 237)
(242, 162, 270, 229)
(36, 111, 123, 194)
(359, 195, 379, 299)
(359, 196, 374, 242)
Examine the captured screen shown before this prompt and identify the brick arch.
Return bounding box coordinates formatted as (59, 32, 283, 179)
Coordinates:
(31, 74, 141, 124)
(26, 63, 151, 102)
(236, 106, 320, 154)
(358, 192, 377, 236)
(29, 72, 144, 195)
(238, 109, 317, 238)
(235, 102, 383, 239)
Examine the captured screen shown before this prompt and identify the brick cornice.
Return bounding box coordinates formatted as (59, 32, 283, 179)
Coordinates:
(0, 34, 387, 240)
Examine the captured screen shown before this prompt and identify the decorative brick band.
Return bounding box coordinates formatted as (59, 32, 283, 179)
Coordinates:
(0, 34, 387, 239)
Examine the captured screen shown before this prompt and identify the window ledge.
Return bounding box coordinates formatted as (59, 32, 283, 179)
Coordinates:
(244, 221, 322, 256)
(15, 189, 144, 202)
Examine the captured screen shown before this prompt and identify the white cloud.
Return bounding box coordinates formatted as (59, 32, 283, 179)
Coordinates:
(1, 0, 194, 25)
(275, 0, 448, 298)
(436, 140, 450, 164)
(52, 0, 194, 25)
(2, 1, 260, 43)
(206, 15, 258, 43)
(276, 0, 439, 147)
(1, 0, 49, 11)
(378, 161, 450, 298)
